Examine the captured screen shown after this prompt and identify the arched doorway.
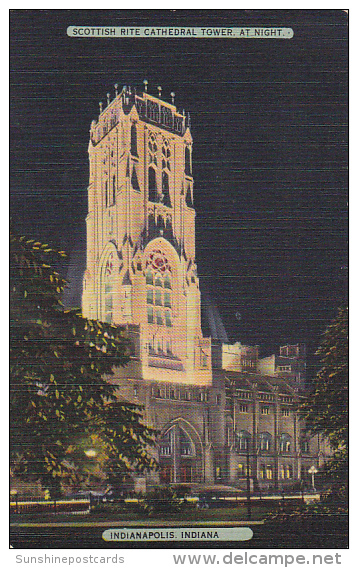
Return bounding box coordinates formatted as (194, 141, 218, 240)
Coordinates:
(158, 423, 203, 484)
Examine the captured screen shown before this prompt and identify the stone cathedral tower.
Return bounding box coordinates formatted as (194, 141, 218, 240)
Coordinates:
(82, 84, 212, 387)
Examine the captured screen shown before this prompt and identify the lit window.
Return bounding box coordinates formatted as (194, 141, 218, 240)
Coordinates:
(199, 391, 208, 402)
(236, 430, 250, 451)
(266, 465, 273, 480)
(280, 434, 292, 453)
(160, 431, 172, 456)
(245, 465, 252, 476)
(261, 406, 270, 415)
(239, 404, 248, 413)
(282, 408, 290, 417)
(259, 433, 272, 451)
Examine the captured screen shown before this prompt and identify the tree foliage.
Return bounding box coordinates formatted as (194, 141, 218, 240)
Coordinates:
(10, 230, 157, 496)
(300, 306, 348, 494)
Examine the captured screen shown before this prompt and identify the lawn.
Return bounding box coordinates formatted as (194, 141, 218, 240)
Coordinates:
(10, 498, 348, 549)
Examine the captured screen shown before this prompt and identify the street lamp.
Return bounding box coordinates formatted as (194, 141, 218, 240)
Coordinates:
(84, 448, 98, 507)
(308, 465, 318, 491)
(84, 449, 97, 458)
(246, 437, 252, 521)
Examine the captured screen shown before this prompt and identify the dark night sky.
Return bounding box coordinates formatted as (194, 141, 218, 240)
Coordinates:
(10, 9, 348, 375)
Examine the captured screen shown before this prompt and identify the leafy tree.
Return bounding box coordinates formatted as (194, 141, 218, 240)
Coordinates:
(300, 306, 348, 498)
(10, 230, 157, 497)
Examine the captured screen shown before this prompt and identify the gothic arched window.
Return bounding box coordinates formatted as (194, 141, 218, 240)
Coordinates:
(161, 141, 171, 206)
(185, 145, 191, 176)
(145, 249, 172, 329)
(130, 124, 138, 156)
(102, 253, 115, 323)
(236, 430, 250, 451)
(280, 433, 292, 454)
(131, 166, 140, 191)
(258, 432, 272, 452)
(148, 166, 157, 202)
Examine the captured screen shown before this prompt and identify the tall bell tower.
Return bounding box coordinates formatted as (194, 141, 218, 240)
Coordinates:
(82, 83, 212, 386)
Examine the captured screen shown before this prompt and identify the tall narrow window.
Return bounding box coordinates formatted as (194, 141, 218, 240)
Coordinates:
(146, 268, 154, 285)
(280, 433, 292, 454)
(259, 432, 272, 452)
(103, 253, 114, 323)
(162, 171, 171, 206)
(131, 166, 140, 191)
(147, 305, 154, 324)
(161, 141, 171, 206)
(185, 146, 191, 176)
(130, 124, 138, 156)
(148, 166, 157, 202)
(105, 179, 108, 208)
(165, 310, 172, 327)
(112, 175, 116, 203)
(146, 251, 173, 336)
(156, 309, 163, 326)
(236, 430, 250, 451)
(164, 291, 171, 308)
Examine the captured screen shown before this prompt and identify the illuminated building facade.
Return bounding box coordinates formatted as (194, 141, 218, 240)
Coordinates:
(82, 84, 329, 490)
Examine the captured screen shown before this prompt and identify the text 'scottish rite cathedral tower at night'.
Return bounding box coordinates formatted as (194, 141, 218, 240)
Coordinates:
(82, 84, 328, 488)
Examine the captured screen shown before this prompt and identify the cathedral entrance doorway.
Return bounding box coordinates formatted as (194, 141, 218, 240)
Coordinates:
(158, 423, 201, 484)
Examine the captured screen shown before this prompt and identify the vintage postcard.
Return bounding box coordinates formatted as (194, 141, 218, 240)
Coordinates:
(9, 8, 348, 562)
